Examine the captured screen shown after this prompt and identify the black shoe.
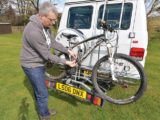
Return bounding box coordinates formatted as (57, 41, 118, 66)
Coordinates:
(49, 109, 57, 116)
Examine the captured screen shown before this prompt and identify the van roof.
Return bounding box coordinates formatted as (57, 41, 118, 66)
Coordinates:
(65, 0, 141, 4)
(66, 0, 103, 3)
(66, 0, 139, 3)
(65, 0, 102, 4)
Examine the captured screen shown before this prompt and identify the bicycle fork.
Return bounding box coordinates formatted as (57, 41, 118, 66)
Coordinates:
(107, 44, 118, 81)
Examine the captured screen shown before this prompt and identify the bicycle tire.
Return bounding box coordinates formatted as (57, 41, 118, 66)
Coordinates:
(45, 42, 87, 81)
(45, 53, 69, 81)
(92, 53, 147, 105)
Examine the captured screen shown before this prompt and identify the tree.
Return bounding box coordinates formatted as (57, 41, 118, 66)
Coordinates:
(8, 0, 40, 25)
(9, 0, 39, 15)
(5, 5, 16, 24)
(0, 0, 8, 15)
(30, 0, 39, 12)
(146, 0, 160, 16)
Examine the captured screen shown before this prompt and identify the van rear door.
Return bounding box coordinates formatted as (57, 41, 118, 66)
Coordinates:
(58, 2, 98, 66)
(59, 2, 97, 38)
(95, 1, 134, 55)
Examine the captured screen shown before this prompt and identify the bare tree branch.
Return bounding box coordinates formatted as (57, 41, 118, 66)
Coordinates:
(30, 0, 39, 12)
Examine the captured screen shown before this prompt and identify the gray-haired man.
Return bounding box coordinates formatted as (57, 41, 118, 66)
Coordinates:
(20, 2, 77, 120)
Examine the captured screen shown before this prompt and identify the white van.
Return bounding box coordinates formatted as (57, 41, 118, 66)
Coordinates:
(56, 0, 148, 67)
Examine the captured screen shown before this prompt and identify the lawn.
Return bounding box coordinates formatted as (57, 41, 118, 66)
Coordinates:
(0, 19, 160, 120)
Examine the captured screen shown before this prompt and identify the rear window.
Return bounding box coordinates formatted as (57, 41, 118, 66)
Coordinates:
(98, 3, 133, 30)
(67, 6, 93, 29)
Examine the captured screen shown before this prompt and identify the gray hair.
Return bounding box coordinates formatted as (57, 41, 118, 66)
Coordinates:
(39, 2, 58, 16)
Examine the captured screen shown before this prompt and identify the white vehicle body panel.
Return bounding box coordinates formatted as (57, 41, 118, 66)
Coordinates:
(57, 0, 148, 67)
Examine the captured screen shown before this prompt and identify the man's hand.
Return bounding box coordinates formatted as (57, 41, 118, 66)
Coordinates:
(68, 49, 77, 60)
(65, 60, 77, 67)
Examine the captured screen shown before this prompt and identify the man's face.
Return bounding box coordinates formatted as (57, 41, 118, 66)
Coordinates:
(41, 11, 57, 28)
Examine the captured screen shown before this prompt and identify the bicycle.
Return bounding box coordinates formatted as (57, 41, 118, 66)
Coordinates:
(45, 20, 147, 105)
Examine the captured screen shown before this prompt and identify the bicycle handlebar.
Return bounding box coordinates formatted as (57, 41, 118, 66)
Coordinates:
(98, 19, 114, 32)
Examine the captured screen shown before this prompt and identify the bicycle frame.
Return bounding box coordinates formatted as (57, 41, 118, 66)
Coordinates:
(69, 30, 118, 69)
(71, 34, 104, 64)
(63, 29, 119, 91)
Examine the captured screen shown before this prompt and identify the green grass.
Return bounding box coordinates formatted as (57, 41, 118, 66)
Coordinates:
(0, 23, 160, 120)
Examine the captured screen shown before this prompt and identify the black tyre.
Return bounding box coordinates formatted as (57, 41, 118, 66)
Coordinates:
(45, 53, 69, 81)
(92, 53, 147, 105)
(45, 39, 87, 81)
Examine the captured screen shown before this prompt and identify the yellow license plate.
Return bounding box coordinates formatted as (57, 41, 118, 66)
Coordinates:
(83, 70, 92, 77)
(56, 83, 87, 99)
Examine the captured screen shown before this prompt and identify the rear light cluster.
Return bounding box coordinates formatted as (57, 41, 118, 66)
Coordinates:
(130, 47, 145, 61)
(45, 80, 55, 88)
(87, 93, 104, 106)
(45, 80, 105, 107)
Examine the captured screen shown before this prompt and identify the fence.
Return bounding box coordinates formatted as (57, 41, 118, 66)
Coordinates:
(0, 23, 12, 34)
(12, 26, 25, 33)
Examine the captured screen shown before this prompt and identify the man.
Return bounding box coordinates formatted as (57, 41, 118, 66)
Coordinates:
(20, 2, 77, 120)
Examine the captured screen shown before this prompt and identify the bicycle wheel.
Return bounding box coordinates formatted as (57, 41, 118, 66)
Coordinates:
(45, 53, 69, 81)
(92, 53, 147, 105)
(45, 44, 86, 81)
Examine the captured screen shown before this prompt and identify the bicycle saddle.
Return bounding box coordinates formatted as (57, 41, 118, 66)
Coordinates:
(62, 33, 77, 39)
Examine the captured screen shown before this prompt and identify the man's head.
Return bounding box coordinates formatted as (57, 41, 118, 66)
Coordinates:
(38, 2, 58, 28)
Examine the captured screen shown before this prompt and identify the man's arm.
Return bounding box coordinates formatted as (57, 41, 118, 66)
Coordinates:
(50, 34, 77, 59)
(51, 39, 69, 54)
(28, 31, 66, 64)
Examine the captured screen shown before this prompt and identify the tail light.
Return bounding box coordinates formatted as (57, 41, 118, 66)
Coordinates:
(45, 80, 50, 88)
(87, 93, 103, 106)
(87, 93, 92, 100)
(45, 80, 55, 88)
(130, 47, 145, 61)
(93, 96, 102, 106)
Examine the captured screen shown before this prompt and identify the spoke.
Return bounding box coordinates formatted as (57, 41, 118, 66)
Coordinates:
(114, 79, 137, 85)
(98, 84, 107, 92)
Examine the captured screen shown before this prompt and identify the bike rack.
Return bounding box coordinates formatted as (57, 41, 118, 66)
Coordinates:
(45, 79, 106, 107)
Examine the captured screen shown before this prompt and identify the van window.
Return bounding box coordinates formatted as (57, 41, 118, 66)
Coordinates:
(67, 6, 93, 29)
(98, 3, 133, 30)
